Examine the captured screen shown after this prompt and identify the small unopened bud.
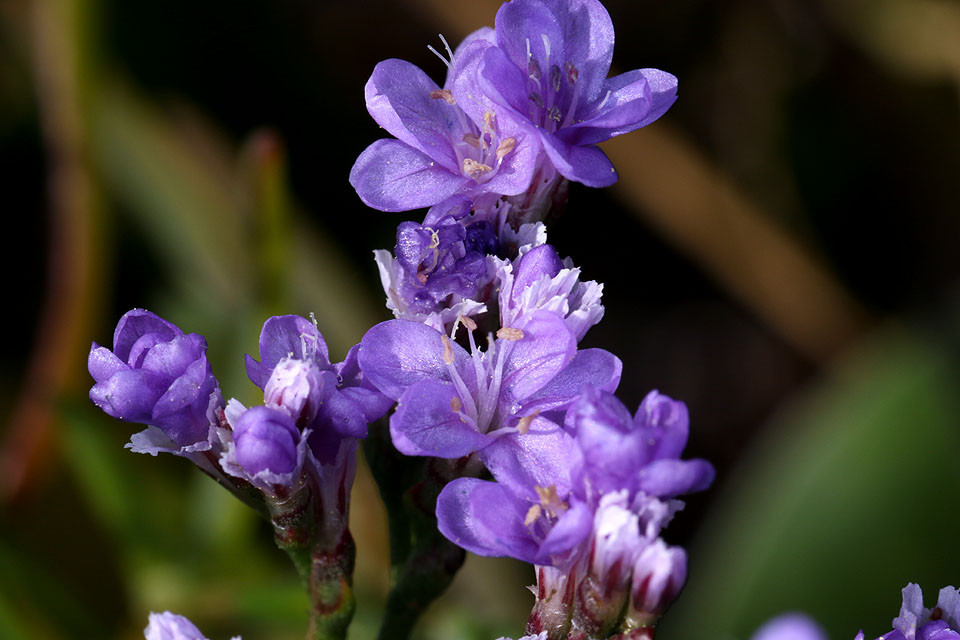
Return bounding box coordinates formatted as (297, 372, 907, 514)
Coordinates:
(264, 357, 325, 427)
(625, 539, 687, 628)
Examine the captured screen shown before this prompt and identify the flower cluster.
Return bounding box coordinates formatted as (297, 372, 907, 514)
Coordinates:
(349, 0, 677, 222)
(90, 1, 716, 639)
(89, 310, 390, 544)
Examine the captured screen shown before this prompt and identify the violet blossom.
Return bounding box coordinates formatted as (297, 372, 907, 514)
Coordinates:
(373, 196, 498, 332)
(472, 0, 678, 187)
(358, 310, 621, 459)
(144, 611, 240, 640)
(750, 615, 828, 640)
(243, 314, 391, 464)
(88, 309, 222, 456)
(349, 50, 540, 212)
(496, 243, 604, 342)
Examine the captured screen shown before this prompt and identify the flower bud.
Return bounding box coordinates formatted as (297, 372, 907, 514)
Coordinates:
(233, 406, 300, 478)
(626, 539, 687, 627)
(144, 611, 217, 640)
(88, 309, 221, 450)
(263, 356, 325, 426)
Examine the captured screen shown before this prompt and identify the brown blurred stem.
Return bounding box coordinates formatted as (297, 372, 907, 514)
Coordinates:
(1, 0, 105, 502)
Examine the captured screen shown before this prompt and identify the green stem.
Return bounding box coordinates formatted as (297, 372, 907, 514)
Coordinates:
(266, 478, 356, 640)
(367, 440, 471, 640)
(306, 533, 356, 640)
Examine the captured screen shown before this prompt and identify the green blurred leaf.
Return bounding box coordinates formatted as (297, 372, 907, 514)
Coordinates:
(659, 325, 960, 640)
(91, 78, 253, 312)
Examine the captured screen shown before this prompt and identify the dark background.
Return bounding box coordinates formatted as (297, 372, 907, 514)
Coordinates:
(1, 0, 959, 638)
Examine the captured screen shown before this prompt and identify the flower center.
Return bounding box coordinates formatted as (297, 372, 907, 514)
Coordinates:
(524, 35, 581, 133)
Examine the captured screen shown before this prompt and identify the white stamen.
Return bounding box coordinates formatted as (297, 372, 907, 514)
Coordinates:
(526, 37, 532, 61)
(541, 34, 551, 63)
(427, 34, 455, 70)
(439, 33, 454, 63)
(597, 90, 612, 112)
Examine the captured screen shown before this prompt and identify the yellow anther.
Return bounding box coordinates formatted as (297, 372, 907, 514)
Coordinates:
(462, 133, 487, 150)
(524, 503, 543, 526)
(516, 409, 540, 434)
(450, 395, 462, 412)
(441, 334, 456, 365)
(459, 314, 478, 331)
(430, 89, 456, 105)
(463, 158, 493, 179)
(534, 484, 568, 518)
(483, 110, 495, 132)
(496, 327, 524, 341)
(496, 137, 516, 160)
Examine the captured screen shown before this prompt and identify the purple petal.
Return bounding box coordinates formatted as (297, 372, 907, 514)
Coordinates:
(358, 319, 474, 401)
(244, 354, 269, 390)
(635, 458, 715, 498)
(750, 614, 828, 640)
(256, 315, 328, 373)
(112, 309, 181, 361)
(542, 0, 614, 102)
(390, 379, 492, 457)
(88, 342, 127, 383)
(520, 348, 622, 416)
(561, 69, 677, 146)
(90, 368, 169, 423)
(541, 133, 617, 187)
(338, 386, 393, 423)
(635, 390, 690, 460)
(511, 245, 564, 306)
(350, 139, 470, 212)
(919, 622, 960, 640)
(151, 357, 219, 447)
(144, 611, 211, 640)
(316, 387, 369, 439)
(500, 311, 576, 408)
(365, 58, 460, 172)
(140, 333, 207, 378)
(436, 477, 541, 563)
(535, 499, 593, 564)
(495, 0, 565, 74)
(233, 405, 300, 476)
(478, 45, 531, 118)
(479, 416, 580, 499)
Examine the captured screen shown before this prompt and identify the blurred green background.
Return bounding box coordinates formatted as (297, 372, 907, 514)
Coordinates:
(1, 0, 959, 638)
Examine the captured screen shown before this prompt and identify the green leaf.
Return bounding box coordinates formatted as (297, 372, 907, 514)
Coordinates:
(658, 326, 960, 640)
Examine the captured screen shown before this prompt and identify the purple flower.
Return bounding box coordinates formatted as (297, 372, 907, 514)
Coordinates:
(497, 243, 604, 342)
(349, 49, 540, 212)
(144, 611, 240, 640)
(373, 196, 498, 332)
(434, 418, 595, 566)
(358, 311, 621, 458)
(750, 615, 828, 640)
(245, 315, 391, 463)
(472, 0, 678, 187)
(567, 388, 715, 502)
(88, 309, 221, 454)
